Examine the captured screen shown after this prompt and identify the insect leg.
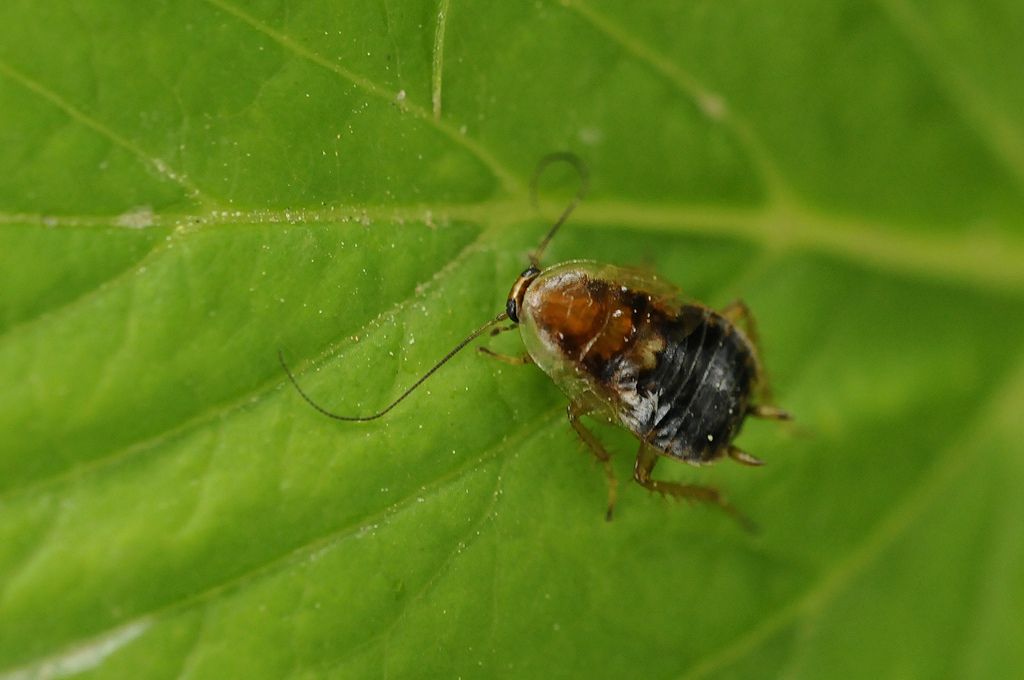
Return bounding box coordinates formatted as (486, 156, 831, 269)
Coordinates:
(727, 445, 764, 467)
(747, 404, 792, 420)
(720, 299, 759, 341)
(720, 298, 768, 391)
(720, 299, 790, 418)
(566, 401, 618, 521)
(633, 445, 756, 532)
(477, 347, 533, 365)
(489, 323, 519, 337)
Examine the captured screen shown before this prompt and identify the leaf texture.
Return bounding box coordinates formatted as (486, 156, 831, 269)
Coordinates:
(1, 1, 1022, 678)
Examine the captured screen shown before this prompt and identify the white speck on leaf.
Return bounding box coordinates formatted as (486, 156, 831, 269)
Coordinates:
(578, 126, 603, 145)
(698, 92, 727, 120)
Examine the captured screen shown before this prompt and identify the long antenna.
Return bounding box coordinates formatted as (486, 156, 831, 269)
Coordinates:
(279, 311, 509, 421)
(529, 151, 590, 266)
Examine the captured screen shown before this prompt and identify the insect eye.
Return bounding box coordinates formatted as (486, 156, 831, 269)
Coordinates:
(506, 298, 519, 323)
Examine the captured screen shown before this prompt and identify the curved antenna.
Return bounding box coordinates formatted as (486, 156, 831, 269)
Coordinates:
(529, 151, 590, 266)
(278, 311, 508, 422)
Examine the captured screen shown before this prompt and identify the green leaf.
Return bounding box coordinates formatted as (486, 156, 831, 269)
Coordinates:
(1, 1, 1022, 678)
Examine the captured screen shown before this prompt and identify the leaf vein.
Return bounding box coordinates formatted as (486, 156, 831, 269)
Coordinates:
(0, 408, 563, 677)
(200, 0, 522, 195)
(431, 0, 451, 120)
(558, 0, 795, 203)
(0, 227, 492, 502)
(874, 0, 1024, 192)
(380, 452, 509, 679)
(0, 59, 213, 207)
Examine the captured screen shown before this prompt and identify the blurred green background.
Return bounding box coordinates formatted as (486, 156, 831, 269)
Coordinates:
(1, 1, 1022, 678)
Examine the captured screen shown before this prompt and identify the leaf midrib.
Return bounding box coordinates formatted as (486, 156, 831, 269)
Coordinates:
(3, 0, 1020, 250)
(2, 0, 1021, 354)
(1, 193, 1021, 360)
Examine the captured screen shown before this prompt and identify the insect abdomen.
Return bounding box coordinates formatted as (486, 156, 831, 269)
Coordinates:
(636, 308, 755, 461)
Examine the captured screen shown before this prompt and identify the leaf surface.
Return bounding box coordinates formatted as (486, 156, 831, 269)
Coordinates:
(1, 1, 1023, 678)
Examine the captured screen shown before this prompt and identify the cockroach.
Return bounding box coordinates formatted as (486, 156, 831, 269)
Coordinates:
(279, 153, 790, 528)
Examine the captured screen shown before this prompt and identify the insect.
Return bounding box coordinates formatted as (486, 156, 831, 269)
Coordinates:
(280, 153, 790, 528)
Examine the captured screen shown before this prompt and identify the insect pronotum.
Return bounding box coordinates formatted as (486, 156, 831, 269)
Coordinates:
(280, 153, 791, 527)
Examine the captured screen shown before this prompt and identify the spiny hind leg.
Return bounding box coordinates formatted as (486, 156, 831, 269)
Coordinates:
(477, 346, 533, 366)
(567, 401, 618, 521)
(633, 445, 756, 532)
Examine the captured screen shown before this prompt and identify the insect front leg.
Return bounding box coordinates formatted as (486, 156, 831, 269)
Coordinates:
(477, 347, 533, 365)
(489, 323, 519, 337)
(633, 445, 756, 532)
(566, 401, 618, 521)
(477, 322, 534, 365)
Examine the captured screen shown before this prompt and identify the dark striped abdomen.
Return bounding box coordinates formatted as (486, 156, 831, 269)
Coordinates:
(633, 306, 756, 461)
